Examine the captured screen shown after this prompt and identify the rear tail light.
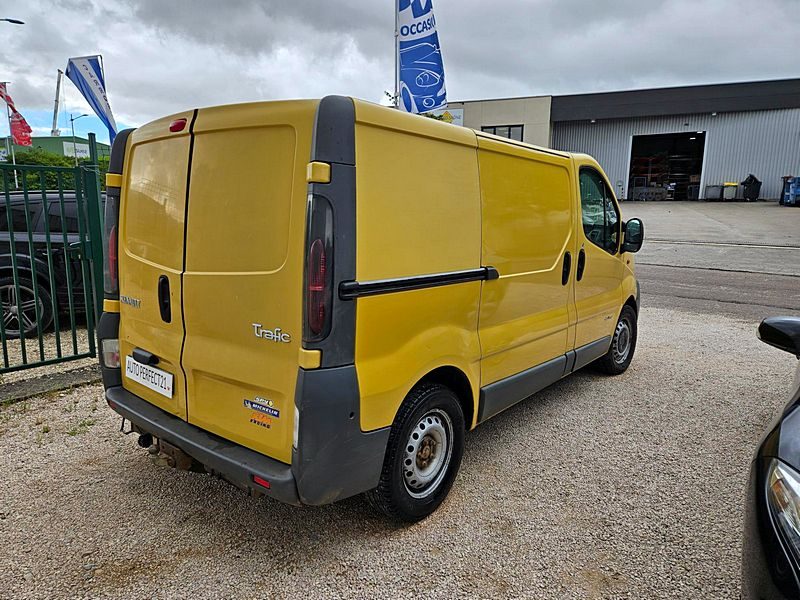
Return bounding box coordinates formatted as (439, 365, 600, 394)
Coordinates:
(108, 225, 118, 290)
(101, 338, 120, 368)
(307, 239, 326, 334)
(103, 189, 120, 297)
(304, 195, 333, 342)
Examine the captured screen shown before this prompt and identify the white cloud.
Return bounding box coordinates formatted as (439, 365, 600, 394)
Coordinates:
(0, 0, 797, 127)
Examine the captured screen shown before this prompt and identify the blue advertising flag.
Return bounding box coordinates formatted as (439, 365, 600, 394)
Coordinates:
(397, 0, 447, 113)
(65, 55, 118, 143)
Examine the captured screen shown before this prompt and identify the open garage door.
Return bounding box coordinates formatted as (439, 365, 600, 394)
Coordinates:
(628, 132, 705, 201)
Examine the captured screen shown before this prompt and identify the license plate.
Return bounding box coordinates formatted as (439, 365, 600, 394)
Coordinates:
(125, 355, 174, 398)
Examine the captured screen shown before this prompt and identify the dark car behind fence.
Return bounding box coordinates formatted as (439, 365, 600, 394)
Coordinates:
(0, 160, 105, 374)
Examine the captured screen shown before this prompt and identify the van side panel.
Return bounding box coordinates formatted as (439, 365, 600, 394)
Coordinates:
(477, 137, 576, 387)
(352, 102, 482, 432)
(181, 101, 317, 466)
(118, 112, 195, 419)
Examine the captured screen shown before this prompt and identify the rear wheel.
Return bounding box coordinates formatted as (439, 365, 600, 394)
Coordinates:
(0, 276, 53, 339)
(367, 383, 465, 522)
(595, 305, 637, 375)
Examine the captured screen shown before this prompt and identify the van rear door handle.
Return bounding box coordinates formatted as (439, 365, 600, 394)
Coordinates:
(576, 248, 586, 281)
(158, 275, 171, 323)
(561, 252, 571, 286)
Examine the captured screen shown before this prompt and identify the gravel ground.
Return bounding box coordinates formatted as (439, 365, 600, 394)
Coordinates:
(0, 306, 796, 599)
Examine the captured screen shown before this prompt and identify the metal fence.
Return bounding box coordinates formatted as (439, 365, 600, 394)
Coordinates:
(0, 159, 104, 374)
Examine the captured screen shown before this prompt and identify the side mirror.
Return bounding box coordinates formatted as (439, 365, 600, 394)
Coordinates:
(759, 317, 800, 358)
(622, 218, 644, 253)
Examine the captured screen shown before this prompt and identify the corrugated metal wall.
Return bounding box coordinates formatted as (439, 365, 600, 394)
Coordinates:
(552, 109, 800, 199)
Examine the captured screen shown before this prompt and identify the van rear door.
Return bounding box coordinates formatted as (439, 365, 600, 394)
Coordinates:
(118, 112, 194, 418)
(181, 101, 318, 466)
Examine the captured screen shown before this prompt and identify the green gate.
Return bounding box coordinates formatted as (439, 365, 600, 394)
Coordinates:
(0, 159, 105, 374)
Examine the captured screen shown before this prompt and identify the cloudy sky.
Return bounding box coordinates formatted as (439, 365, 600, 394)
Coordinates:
(1, 0, 798, 144)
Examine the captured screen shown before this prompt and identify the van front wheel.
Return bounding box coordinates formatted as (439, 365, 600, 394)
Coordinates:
(367, 383, 465, 522)
(595, 305, 638, 375)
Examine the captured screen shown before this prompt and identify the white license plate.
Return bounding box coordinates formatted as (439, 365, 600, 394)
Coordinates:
(125, 355, 174, 398)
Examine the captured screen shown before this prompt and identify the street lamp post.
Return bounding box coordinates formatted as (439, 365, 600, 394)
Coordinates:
(69, 113, 88, 166)
(0, 18, 25, 25)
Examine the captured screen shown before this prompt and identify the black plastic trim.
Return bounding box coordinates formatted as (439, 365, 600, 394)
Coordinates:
(292, 365, 390, 505)
(132, 348, 158, 366)
(478, 355, 567, 423)
(105, 386, 301, 505)
(305, 96, 357, 368)
(561, 252, 572, 286)
(477, 335, 615, 424)
(108, 128, 135, 176)
(339, 266, 499, 300)
(573, 336, 612, 371)
(563, 350, 577, 375)
(310, 95, 356, 166)
(577, 249, 586, 281)
(104, 128, 135, 301)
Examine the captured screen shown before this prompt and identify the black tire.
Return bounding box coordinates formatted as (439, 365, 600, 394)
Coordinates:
(0, 276, 53, 339)
(595, 305, 638, 375)
(367, 383, 465, 522)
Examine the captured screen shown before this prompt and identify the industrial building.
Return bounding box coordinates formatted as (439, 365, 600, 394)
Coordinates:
(447, 78, 800, 201)
(3, 135, 110, 161)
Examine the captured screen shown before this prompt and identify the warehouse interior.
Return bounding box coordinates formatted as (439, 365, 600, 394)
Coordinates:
(627, 132, 706, 201)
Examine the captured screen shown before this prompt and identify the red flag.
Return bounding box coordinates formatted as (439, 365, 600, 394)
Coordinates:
(0, 83, 33, 146)
(9, 109, 32, 146)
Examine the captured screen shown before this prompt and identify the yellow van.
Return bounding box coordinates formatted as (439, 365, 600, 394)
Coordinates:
(98, 96, 643, 521)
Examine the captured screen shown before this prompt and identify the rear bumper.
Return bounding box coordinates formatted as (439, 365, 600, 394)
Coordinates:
(104, 364, 391, 507)
(106, 385, 301, 505)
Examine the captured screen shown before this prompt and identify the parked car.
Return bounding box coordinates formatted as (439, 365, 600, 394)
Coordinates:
(0, 191, 95, 338)
(98, 97, 644, 522)
(742, 316, 800, 599)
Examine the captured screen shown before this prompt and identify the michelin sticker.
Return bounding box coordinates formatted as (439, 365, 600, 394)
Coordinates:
(244, 397, 280, 419)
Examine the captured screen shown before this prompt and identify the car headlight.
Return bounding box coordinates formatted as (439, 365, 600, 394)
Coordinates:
(767, 459, 800, 560)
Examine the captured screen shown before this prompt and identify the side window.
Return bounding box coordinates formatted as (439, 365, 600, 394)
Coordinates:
(481, 125, 524, 142)
(0, 205, 40, 233)
(579, 168, 619, 254)
(47, 201, 79, 234)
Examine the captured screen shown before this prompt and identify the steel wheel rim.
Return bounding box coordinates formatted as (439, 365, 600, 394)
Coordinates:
(1, 284, 40, 336)
(403, 409, 453, 499)
(612, 319, 632, 364)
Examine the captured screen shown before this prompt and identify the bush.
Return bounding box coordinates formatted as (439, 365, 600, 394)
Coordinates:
(2, 147, 107, 191)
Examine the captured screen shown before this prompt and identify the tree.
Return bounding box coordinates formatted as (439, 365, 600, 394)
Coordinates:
(2, 147, 108, 191)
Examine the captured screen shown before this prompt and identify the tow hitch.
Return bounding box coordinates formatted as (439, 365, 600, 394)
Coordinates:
(121, 417, 202, 472)
(152, 439, 197, 471)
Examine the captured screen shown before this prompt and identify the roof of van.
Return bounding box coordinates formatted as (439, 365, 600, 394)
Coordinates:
(473, 128, 571, 159)
(352, 97, 572, 159)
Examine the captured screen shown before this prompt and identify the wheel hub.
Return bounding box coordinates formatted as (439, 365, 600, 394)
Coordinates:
(416, 436, 437, 469)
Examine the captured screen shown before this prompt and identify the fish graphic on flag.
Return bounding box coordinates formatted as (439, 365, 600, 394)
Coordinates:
(397, 0, 447, 113)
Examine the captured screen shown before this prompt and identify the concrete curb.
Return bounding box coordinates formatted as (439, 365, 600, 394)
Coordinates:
(0, 365, 101, 405)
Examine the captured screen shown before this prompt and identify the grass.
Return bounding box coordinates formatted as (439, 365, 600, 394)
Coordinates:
(66, 418, 95, 436)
